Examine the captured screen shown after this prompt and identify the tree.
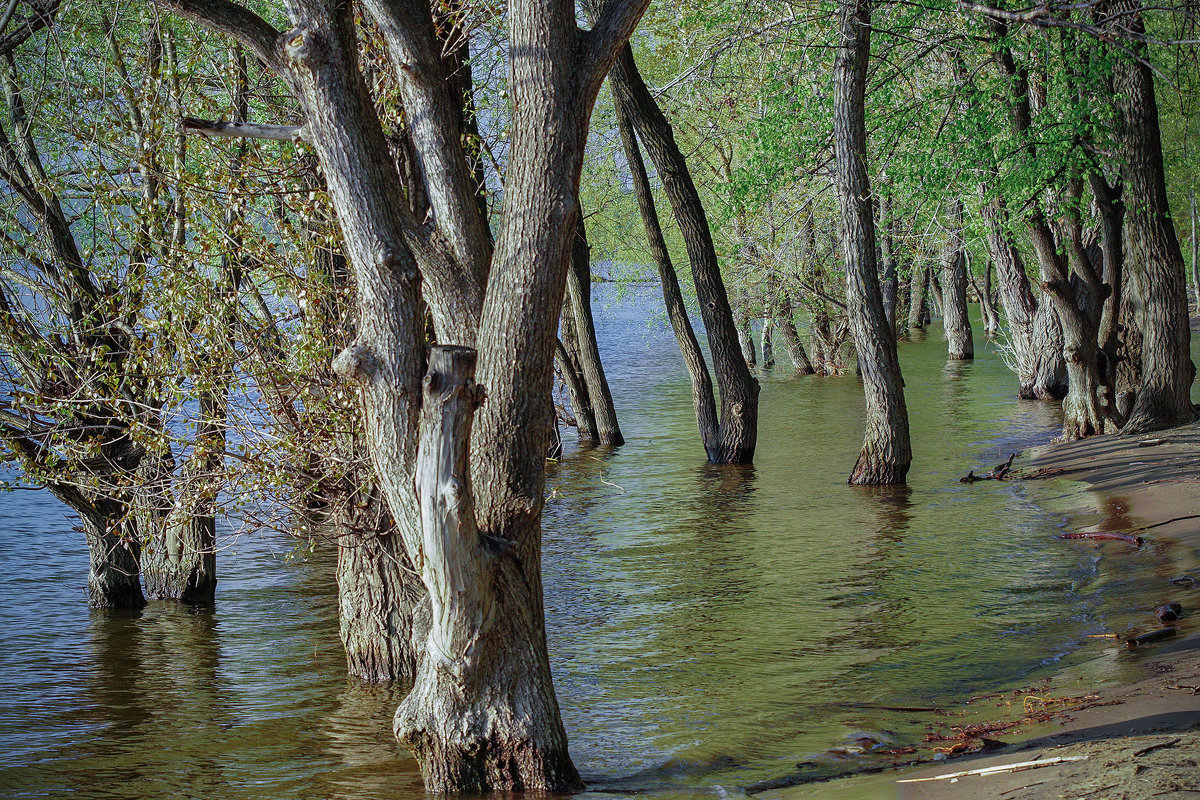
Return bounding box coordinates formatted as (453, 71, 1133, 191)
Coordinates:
(833, 0, 913, 485)
(156, 0, 650, 789)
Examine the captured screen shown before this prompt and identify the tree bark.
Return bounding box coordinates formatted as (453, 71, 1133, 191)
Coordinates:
(907, 263, 929, 332)
(555, 328, 599, 444)
(609, 44, 759, 463)
(834, 0, 912, 485)
(941, 198, 974, 360)
(612, 79, 721, 456)
(564, 214, 623, 445)
(775, 293, 816, 375)
(1112, 2, 1197, 433)
(879, 187, 899, 333)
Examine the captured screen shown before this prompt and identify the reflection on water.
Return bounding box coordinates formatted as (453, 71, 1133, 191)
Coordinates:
(0, 285, 1188, 798)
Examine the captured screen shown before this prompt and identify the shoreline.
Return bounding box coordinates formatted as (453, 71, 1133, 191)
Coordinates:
(757, 422, 1200, 800)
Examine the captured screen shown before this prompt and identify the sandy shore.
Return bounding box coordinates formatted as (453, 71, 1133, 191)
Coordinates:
(756, 423, 1200, 800)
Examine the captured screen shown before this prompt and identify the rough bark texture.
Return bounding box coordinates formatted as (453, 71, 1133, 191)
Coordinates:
(1112, 3, 1197, 433)
(610, 44, 759, 463)
(334, 483, 427, 684)
(878, 189, 899, 333)
(613, 77, 720, 455)
(71, 494, 146, 610)
(564, 215, 623, 445)
(941, 198, 974, 360)
(774, 290, 816, 375)
(555, 328, 599, 444)
(834, 0, 912, 485)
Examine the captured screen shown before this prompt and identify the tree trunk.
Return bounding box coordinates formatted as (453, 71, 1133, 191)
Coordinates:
(941, 198, 974, 359)
(554, 331, 599, 444)
(1112, 4, 1197, 433)
(610, 44, 759, 463)
(775, 293, 816, 375)
(564, 215, 623, 445)
(834, 0, 912, 485)
(907, 264, 929, 332)
(977, 258, 1001, 335)
(53, 489, 146, 610)
(928, 269, 944, 313)
(879, 187, 899, 333)
(334, 483, 427, 683)
(613, 95, 719, 455)
(737, 305, 757, 368)
(760, 315, 775, 368)
(1191, 190, 1199, 312)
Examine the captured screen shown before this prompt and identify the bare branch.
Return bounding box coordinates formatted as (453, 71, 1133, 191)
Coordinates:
(151, 0, 285, 76)
(181, 116, 305, 141)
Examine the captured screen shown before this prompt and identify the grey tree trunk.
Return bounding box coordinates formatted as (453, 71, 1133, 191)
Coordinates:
(334, 483, 427, 683)
(775, 295, 816, 375)
(612, 75, 721, 457)
(834, 0, 912, 485)
(609, 44, 759, 463)
(564, 215, 623, 445)
(878, 188, 899, 333)
(555, 328, 599, 444)
(907, 264, 929, 332)
(761, 316, 775, 368)
(941, 199, 974, 360)
(1112, 3, 1197, 433)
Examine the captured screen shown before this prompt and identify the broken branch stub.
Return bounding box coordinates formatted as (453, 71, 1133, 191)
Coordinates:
(414, 345, 494, 680)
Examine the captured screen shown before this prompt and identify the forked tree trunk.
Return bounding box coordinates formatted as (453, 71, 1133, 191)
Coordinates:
(941, 199, 974, 360)
(564, 215, 623, 445)
(554, 333, 599, 444)
(1112, 5, 1197, 433)
(610, 44, 759, 463)
(774, 291, 816, 375)
(834, 0, 912, 485)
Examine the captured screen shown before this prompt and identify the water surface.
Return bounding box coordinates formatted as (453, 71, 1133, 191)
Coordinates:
(0, 285, 1181, 798)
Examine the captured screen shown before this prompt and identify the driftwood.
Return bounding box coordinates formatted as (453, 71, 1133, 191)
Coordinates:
(1125, 628, 1177, 649)
(960, 453, 1016, 483)
(896, 756, 1088, 784)
(1058, 531, 1145, 545)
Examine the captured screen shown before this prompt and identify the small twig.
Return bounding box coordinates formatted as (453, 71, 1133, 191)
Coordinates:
(1133, 738, 1181, 757)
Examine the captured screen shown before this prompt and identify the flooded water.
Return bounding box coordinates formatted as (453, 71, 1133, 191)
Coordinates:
(0, 284, 1184, 798)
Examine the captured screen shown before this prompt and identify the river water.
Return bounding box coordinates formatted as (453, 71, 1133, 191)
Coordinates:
(0, 284, 1182, 798)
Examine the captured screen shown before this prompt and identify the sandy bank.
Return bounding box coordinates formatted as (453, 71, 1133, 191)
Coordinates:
(755, 423, 1200, 800)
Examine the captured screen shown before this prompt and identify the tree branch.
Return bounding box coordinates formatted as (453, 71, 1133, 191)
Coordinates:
(580, 0, 652, 91)
(151, 0, 285, 76)
(182, 116, 305, 141)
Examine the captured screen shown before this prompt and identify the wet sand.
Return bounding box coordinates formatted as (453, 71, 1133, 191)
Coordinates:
(759, 422, 1200, 800)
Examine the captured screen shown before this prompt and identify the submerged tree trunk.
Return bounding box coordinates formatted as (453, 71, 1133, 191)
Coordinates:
(834, 0, 912, 485)
(334, 483, 427, 683)
(49, 487, 146, 610)
(614, 95, 719, 455)
(737, 305, 758, 369)
(555, 330, 599, 444)
(1112, 6, 1197, 433)
(775, 291, 816, 375)
(610, 44, 759, 463)
(761, 316, 775, 368)
(564, 215, 623, 446)
(941, 199, 974, 359)
(907, 264, 929, 332)
(879, 187, 899, 333)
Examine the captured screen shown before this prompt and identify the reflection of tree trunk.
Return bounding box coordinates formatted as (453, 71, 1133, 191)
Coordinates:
(611, 44, 759, 463)
(834, 0, 911, 485)
(941, 199, 974, 360)
(1112, 6, 1197, 433)
(564, 216, 622, 446)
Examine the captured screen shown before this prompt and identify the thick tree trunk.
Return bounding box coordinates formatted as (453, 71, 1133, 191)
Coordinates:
(564, 215, 623, 445)
(53, 490, 146, 610)
(1112, 6, 1197, 433)
(1029, 301, 1068, 399)
(941, 199, 974, 359)
(834, 0, 912, 485)
(334, 483, 427, 683)
(610, 44, 759, 463)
